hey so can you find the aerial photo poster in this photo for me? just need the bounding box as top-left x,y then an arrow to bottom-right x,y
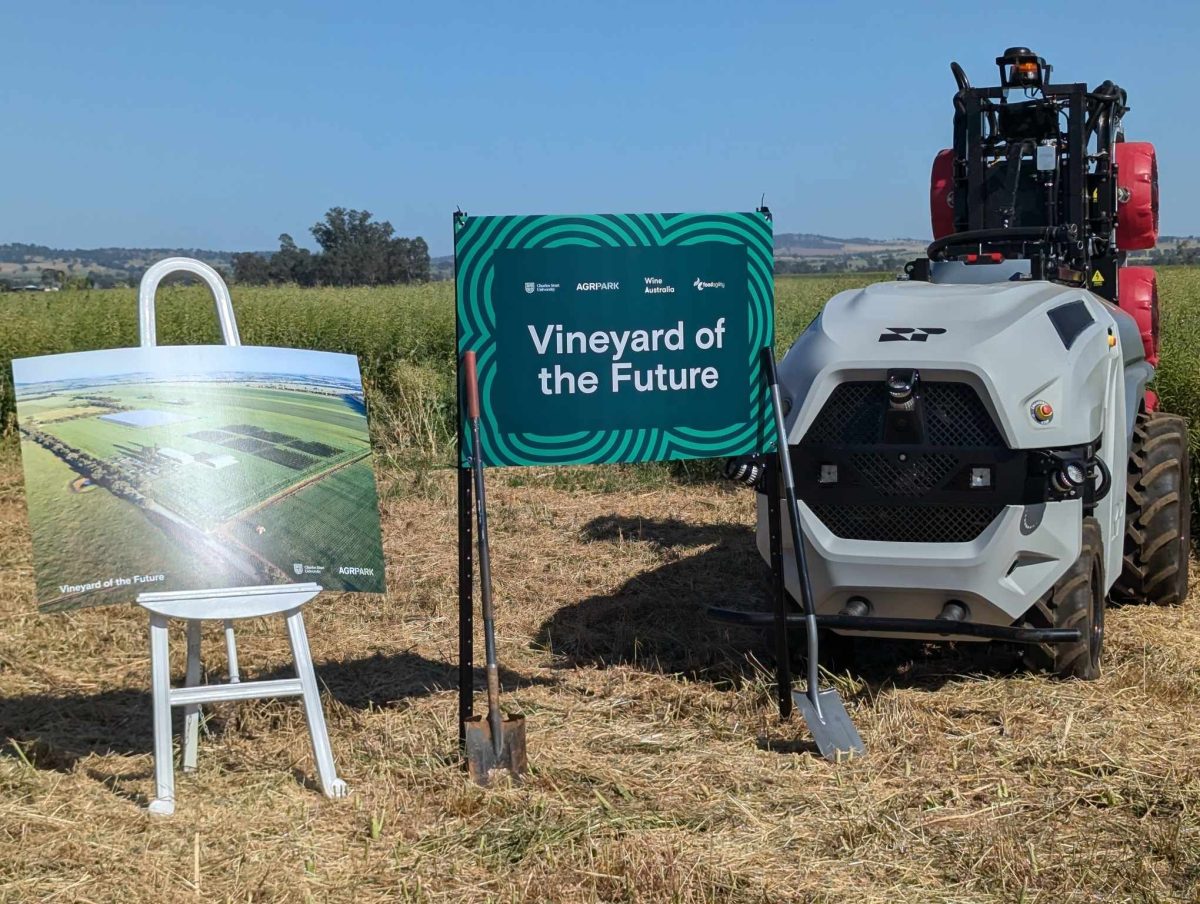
11,345 -> 387,611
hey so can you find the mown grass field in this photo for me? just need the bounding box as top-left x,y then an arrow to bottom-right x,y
1,273 -> 1199,901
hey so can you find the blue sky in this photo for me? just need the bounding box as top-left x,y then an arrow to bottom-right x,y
12,345 -> 361,385
4,1 -> 1197,255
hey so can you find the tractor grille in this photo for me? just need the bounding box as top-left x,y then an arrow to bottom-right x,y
849,451 -> 960,496
803,381 -> 1004,448
809,503 -> 1004,543
923,383 -> 1005,447
803,383 -> 888,444
801,378 -> 1007,542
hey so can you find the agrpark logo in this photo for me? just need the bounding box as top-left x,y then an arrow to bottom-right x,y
576,281 -> 620,291
693,278 -> 726,291
336,565 -> 376,576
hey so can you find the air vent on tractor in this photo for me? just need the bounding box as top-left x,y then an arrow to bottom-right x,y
809,503 -> 1003,543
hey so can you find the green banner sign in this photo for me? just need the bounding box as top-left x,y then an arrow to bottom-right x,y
455,212 -> 775,467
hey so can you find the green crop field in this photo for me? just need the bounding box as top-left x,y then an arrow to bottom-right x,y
227,464 -> 386,592
18,440 -> 201,607
3,270 -> 1199,500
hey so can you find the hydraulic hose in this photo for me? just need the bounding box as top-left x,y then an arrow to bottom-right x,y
927,225 -> 1075,260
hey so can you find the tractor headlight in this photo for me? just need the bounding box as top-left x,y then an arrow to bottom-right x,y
1050,460 -> 1087,495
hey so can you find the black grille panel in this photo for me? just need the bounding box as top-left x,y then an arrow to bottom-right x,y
922,383 -> 1005,447
803,380 -> 1004,448
803,383 -> 888,444
849,451 -> 960,496
799,378 -> 1009,543
809,503 -> 1003,543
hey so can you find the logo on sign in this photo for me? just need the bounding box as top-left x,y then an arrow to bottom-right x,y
693,278 -> 726,291
293,562 -> 303,575
577,281 -> 620,291
524,282 -> 536,294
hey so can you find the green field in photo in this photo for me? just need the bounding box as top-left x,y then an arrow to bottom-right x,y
19,440 -> 206,606
15,372 -> 383,608
228,461 -> 386,592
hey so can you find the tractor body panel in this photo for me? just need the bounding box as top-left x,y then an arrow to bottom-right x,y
758,279 -> 1150,635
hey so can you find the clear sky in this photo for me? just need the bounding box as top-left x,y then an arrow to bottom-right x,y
4,0 -> 1197,256
12,345 -> 361,385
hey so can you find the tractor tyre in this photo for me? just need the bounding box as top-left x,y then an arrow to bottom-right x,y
1023,518 -> 1105,680
1114,411 -> 1191,605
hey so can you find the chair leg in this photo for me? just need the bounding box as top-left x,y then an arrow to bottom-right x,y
148,614 -> 176,815
284,608 -> 348,799
224,620 -> 240,683
182,620 -> 202,773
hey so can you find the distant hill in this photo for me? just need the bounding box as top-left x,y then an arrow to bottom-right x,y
775,232 -> 925,253
0,243 -> 244,288
6,233 -> 1199,289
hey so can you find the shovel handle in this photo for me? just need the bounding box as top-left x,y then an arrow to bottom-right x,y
463,351 -> 481,420
762,347 -> 824,720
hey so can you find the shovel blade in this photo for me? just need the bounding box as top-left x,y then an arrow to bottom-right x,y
793,689 -> 865,762
464,714 -> 527,785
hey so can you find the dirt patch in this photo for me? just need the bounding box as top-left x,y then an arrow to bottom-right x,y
68,476 -> 96,494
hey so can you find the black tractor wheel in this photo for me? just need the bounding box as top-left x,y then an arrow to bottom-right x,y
1023,518 -> 1105,680
1113,411 -> 1191,605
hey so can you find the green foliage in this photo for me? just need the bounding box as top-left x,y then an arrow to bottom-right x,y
4,270 -> 1200,494
233,208 -> 431,287
1153,269 -> 1200,458
0,282 -> 455,444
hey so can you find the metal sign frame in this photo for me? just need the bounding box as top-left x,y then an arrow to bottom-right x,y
452,211 -> 776,745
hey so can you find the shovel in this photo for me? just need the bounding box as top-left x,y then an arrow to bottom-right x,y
762,347 -> 865,761
461,351 -> 528,785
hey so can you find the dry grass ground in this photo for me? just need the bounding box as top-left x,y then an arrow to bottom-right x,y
1,456 -> 1198,903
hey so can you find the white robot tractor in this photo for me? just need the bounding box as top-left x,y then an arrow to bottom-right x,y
722,48 -> 1189,686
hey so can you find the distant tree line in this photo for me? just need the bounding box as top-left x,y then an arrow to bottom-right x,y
20,425 -> 146,505
775,253 -> 913,275
232,208 -> 430,286
1143,241 -> 1200,266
